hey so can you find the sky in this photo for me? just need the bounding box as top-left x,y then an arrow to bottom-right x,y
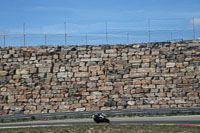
0,0 -> 200,45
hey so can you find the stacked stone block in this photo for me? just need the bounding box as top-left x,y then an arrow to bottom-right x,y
0,40 -> 200,114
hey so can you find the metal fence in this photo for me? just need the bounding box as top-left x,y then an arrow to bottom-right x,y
0,18 -> 200,46
0,29 -> 199,46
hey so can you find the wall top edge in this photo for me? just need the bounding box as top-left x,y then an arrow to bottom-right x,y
0,40 -> 199,49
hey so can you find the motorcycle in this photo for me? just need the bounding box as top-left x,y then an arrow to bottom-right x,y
92,113 -> 110,123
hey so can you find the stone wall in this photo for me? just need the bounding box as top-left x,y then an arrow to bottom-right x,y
0,40 -> 200,115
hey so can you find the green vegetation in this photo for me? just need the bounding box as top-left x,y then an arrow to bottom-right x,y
0,124 -> 200,133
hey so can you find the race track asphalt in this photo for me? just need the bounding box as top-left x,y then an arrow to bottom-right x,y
0,115 -> 200,128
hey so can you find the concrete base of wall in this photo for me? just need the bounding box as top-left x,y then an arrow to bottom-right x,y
1,107 -> 200,121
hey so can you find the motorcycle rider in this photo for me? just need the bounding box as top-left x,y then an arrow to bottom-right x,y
98,113 -> 106,119
92,113 -> 110,123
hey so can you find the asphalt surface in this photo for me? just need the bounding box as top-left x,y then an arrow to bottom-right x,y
0,115 -> 200,128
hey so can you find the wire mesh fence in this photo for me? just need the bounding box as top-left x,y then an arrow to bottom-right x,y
0,18 -> 200,46
0,29 -> 199,46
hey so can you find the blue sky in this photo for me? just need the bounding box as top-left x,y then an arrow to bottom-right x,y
0,0 -> 200,45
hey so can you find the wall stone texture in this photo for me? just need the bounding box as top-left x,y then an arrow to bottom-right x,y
0,40 -> 200,115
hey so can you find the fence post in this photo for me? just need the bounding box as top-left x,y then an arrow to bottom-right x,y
45,34 -> 47,45
23,23 -> 26,46
64,22 -> 67,45
85,34 -> 88,45
3,34 -> 6,46
192,17 -> 196,40
170,32 -> 173,40
148,19 -> 151,42
105,22 -> 108,44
